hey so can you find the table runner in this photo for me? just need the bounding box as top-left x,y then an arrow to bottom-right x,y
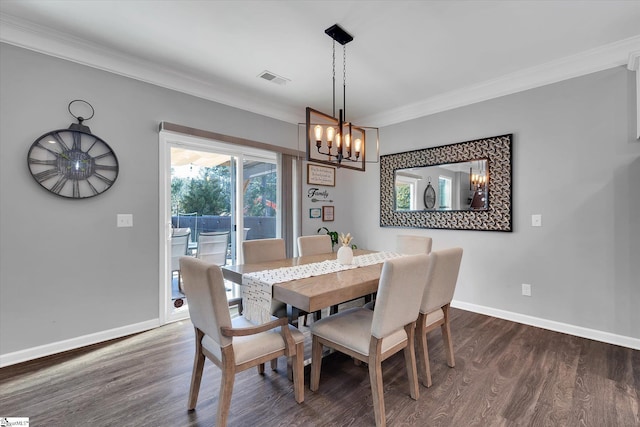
242,251 -> 403,324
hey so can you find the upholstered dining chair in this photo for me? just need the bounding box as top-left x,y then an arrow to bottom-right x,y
297,234 -> 332,256
197,231 -> 229,266
179,257 -> 304,427
296,235 -> 333,324
242,238 -> 288,318
362,234 -> 432,312
171,228 -> 191,291
310,254 -> 430,427
416,247 -> 463,388
242,238 -> 291,369
396,234 -> 432,255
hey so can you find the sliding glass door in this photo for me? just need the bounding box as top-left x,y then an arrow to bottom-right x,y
159,131 -> 279,323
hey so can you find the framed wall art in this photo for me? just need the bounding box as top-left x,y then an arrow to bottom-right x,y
307,163 -> 336,186
322,205 -> 335,222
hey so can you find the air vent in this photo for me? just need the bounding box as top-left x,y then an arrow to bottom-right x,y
258,70 -> 290,86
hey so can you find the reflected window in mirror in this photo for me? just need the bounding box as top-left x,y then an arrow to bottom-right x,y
395,172 -> 420,210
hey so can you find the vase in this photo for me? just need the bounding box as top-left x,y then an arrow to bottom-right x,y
337,245 -> 353,265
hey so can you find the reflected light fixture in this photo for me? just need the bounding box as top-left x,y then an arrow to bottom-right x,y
306,24 -> 377,172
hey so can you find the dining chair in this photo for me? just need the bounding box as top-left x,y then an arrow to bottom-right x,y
171,228 -> 191,291
242,238 -> 288,317
296,235 -> 333,325
363,234 -> 433,311
197,231 -> 229,266
297,234 -> 332,256
416,247 -> 463,387
396,234 -> 432,255
180,257 -> 304,427
310,254 -> 430,427
242,238 -> 291,369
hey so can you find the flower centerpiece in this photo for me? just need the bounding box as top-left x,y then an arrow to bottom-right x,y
337,232 -> 354,265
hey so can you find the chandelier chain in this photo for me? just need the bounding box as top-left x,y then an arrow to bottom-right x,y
332,39 -> 336,118
343,45 -> 347,120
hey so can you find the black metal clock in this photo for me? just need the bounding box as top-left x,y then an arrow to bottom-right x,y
423,178 -> 436,209
27,100 -> 119,199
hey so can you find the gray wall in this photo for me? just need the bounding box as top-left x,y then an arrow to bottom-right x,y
0,43 -> 297,356
348,66 -> 639,342
2,43 -> 638,362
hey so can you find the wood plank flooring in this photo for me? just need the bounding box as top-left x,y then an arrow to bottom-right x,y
1,308 -> 638,426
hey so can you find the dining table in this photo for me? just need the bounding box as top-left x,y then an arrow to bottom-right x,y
221,249 -> 393,324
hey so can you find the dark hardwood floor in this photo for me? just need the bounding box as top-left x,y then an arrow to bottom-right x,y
1,308 -> 638,426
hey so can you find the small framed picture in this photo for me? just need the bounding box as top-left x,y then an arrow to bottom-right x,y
322,205 -> 334,222
309,208 -> 322,219
307,163 -> 336,187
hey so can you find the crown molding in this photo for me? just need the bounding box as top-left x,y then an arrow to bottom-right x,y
2,13 -> 639,127
359,36 -> 640,127
0,13 -> 300,124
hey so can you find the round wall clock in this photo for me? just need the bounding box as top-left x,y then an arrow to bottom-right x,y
423,179 -> 436,209
27,101 -> 119,199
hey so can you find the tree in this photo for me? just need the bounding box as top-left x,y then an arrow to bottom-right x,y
244,171 -> 277,216
175,166 -> 231,215
395,183 -> 411,210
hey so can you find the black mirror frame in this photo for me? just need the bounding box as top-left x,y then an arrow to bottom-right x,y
380,134 -> 513,232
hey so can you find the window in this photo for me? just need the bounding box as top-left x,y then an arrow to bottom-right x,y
438,176 -> 452,210
395,176 -> 418,210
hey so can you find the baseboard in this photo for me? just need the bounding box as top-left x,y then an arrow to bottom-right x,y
451,300 -> 640,350
0,319 -> 161,368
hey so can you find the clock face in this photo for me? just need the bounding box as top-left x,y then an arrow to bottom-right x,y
424,183 -> 436,209
27,129 -> 119,199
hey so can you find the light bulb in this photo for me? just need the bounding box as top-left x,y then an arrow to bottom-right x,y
326,126 -> 335,142
355,138 -> 362,153
314,125 -> 323,142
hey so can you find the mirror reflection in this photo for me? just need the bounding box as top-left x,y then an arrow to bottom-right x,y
394,159 -> 488,211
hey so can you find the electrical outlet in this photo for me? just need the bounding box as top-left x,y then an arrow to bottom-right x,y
531,214 -> 542,227
117,214 -> 133,227
522,283 -> 532,296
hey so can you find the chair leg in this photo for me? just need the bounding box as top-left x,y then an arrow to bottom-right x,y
415,313 -> 433,388
310,336 -> 323,391
293,341 -> 305,403
217,348 -> 236,427
257,363 -> 265,374
441,304 -> 455,368
188,328 -> 206,410
403,323 -> 419,400
271,358 -> 278,370
368,337 -> 386,427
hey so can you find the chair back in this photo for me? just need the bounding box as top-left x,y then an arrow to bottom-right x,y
298,235 -> 332,256
171,228 -> 191,271
180,257 -> 233,349
397,234 -> 432,255
420,248 -> 463,315
371,254 -> 430,339
243,238 -> 286,263
198,231 -> 229,266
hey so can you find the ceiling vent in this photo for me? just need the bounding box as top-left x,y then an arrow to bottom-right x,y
258,70 -> 290,86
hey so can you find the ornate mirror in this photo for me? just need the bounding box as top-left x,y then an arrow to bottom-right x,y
380,134 -> 512,231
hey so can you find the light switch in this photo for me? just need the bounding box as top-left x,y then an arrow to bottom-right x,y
117,214 -> 133,227
531,214 -> 542,227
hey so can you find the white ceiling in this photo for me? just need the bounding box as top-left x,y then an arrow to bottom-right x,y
1,1 -> 639,126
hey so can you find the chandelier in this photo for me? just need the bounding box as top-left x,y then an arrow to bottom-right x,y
305,24 -> 377,172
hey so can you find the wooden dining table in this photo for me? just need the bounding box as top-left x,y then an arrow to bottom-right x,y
221,249 -> 382,322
